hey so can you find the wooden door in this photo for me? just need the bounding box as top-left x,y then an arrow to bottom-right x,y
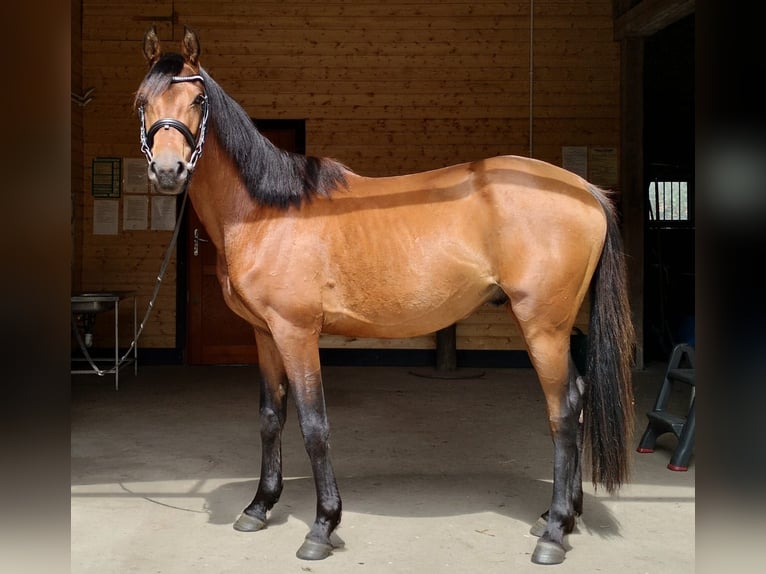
186,123 -> 303,364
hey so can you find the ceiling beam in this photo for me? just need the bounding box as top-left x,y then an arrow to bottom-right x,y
614,0 -> 695,39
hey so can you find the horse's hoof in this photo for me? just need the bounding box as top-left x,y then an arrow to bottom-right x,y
531,540 -> 566,565
232,512 -> 266,532
296,538 -> 333,560
529,516 -> 547,537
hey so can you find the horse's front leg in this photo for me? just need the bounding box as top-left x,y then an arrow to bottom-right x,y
234,331 -> 289,532
274,329 -> 341,560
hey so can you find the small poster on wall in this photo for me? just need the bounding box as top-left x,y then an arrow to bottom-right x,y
562,146 -> 588,180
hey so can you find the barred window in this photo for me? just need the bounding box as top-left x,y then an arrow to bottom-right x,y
648,179 -> 691,225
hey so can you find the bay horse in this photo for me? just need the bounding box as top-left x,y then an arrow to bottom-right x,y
135,26 -> 634,565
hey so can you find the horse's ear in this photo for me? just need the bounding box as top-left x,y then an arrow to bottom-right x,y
182,26 -> 201,67
143,26 -> 161,67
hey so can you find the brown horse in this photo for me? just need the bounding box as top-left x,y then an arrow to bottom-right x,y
135,26 -> 634,565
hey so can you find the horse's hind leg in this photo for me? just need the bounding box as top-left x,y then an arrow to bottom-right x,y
522,326 -> 584,565
529,354 -> 585,537
234,331 -> 289,532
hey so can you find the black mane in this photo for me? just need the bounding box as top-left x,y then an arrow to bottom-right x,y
136,53 -> 349,208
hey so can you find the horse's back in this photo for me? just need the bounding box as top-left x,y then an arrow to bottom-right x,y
338,154 -> 607,267
344,154 -> 603,218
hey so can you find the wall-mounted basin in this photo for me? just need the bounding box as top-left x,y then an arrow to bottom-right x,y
71,292 -> 122,314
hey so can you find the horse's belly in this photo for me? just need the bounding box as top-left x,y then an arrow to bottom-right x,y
321,313 -> 456,339
320,281 -> 501,339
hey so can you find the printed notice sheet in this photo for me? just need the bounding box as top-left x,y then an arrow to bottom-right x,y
123,195 -> 149,230
588,147 -> 619,188
93,199 -> 119,235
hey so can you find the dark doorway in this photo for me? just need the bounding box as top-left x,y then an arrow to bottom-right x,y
643,15 -> 695,360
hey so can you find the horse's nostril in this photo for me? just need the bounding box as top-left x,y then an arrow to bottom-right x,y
176,162 -> 186,176
149,161 -> 158,175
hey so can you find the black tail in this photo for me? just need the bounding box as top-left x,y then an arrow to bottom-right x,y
584,186 -> 635,493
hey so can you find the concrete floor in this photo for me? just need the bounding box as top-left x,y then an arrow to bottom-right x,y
71,362 -> 694,573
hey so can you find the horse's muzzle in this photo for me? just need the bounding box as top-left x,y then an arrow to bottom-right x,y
149,158 -> 189,194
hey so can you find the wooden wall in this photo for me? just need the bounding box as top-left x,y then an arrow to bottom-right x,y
75,0 -> 619,352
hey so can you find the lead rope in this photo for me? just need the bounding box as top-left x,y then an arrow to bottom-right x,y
71,185 -> 190,376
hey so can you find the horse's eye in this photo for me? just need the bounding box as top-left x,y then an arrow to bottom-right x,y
192,94 -> 205,107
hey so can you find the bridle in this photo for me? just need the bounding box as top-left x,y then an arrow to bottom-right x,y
137,74 -> 209,173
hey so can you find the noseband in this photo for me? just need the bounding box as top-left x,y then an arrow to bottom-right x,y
138,74 -> 209,172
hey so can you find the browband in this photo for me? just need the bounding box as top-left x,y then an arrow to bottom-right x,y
171,74 -> 205,83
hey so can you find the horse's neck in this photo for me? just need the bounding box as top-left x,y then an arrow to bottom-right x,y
189,131 -> 254,250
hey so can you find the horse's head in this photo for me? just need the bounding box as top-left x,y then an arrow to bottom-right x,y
135,26 -> 209,195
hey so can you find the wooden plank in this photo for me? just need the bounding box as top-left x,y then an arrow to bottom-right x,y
86,50 -> 530,69
177,16 -> 535,31
89,63 -> 531,82
181,2 -> 531,19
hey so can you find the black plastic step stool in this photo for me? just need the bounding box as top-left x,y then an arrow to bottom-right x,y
637,343 -> 695,471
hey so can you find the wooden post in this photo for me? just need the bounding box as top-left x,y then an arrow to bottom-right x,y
435,324 -> 457,371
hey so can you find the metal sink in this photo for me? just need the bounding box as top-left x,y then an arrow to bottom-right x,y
71,292 -> 122,314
